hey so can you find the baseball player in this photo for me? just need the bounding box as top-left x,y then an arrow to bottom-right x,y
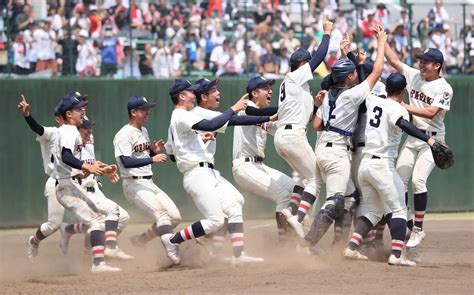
232,76 -> 299,240
191,77 -> 281,254
165,79 -> 265,265
54,93 -> 121,273
303,25 -> 387,248
384,46 -> 453,250
276,20 -> 333,238
343,73 -> 440,266
18,94 -> 88,261
59,116 -> 134,260
113,96 -> 182,265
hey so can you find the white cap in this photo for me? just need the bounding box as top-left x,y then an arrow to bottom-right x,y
89,4 -> 98,10
79,29 -> 89,38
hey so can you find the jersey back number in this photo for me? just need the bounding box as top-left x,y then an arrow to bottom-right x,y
369,106 -> 383,128
279,82 -> 286,102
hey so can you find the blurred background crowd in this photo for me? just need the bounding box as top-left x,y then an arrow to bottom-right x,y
0,0 -> 473,78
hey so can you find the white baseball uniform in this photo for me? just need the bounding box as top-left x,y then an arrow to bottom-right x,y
232,100 -> 295,212
113,124 -> 181,228
274,63 -> 321,197
80,137 -> 129,231
396,64 -> 453,194
358,96 -> 409,225
315,80 -> 371,205
191,106 -> 245,207
166,108 -> 242,234
36,126 -> 65,236
54,124 -> 104,232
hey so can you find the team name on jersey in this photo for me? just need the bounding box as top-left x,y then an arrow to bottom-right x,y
410,89 -> 433,105
83,159 -> 95,165
134,141 -> 151,153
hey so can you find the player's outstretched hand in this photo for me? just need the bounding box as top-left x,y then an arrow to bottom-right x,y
152,153 -> 167,164
18,94 -> 30,117
374,25 -> 387,44
201,132 -> 216,143
83,162 -> 106,176
356,48 -> 367,65
270,114 -> 278,122
231,95 -> 248,112
314,90 -> 327,108
152,139 -> 165,153
322,18 -> 334,35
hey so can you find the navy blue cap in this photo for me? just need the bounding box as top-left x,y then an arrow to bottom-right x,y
64,91 -> 88,101
127,96 -> 156,110
385,73 -> 407,94
331,58 -> 356,83
79,116 -> 96,128
246,76 -> 275,93
290,48 -> 311,67
194,78 -> 220,98
415,48 -> 444,64
57,93 -> 88,116
169,79 -> 200,96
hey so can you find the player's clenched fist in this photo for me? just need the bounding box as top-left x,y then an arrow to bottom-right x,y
17,94 -> 30,117
231,94 -> 248,112
374,25 -> 387,44
201,132 -> 216,143
82,162 -> 106,176
152,153 -> 167,163
323,18 -> 334,35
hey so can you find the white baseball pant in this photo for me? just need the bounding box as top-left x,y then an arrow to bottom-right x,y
122,178 -> 181,228
39,177 -> 66,236
232,160 -> 295,212
396,134 -> 444,194
274,126 -> 322,197
56,179 -> 105,232
357,156 -> 407,226
183,166 -> 243,234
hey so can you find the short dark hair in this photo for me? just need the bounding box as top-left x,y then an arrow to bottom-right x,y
171,93 -> 180,105
128,109 -> 132,118
387,88 -> 405,97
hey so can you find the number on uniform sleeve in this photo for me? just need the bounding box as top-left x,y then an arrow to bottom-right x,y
369,106 -> 383,128
279,82 -> 286,102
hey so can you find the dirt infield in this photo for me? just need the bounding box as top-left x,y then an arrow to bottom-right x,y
0,217 -> 473,294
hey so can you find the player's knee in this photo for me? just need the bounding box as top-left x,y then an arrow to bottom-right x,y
118,208 -> 130,231
321,193 -> 345,220
411,175 -> 427,194
89,216 -> 105,232
169,210 -> 182,228
40,221 -> 61,236
204,216 -> 226,233
391,207 -> 407,221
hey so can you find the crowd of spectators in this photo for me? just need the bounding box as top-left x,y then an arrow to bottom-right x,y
0,0 -> 473,78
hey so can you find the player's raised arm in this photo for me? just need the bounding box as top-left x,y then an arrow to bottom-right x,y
308,19 -> 333,72
18,94 -> 45,136
191,96 -> 247,131
384,40 -> 404,73
365,25 -> 387,89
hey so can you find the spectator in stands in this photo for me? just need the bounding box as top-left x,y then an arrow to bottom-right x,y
12,32 -> 31,75
221,48 -> 243,76
210,38 -> 231,76
170,43 -> 184,77
139,44 -> 154,77
34,20 -> 58,75
206,0 -> 223,18
130,0 -> 144,29
417,17 -> 430,48
122,46 -> 141,78
429,0 -> 449,27
89,5 -> 102,39
48,5 -> 64,38
59,27 -> 79,76
100,24 -> 118,77
360,9 -> 379,51
244,47 -> 261,77
259,41 -> 279,79
12,3 -> 34,34
143,3 -> 161,37
109,0 -> 128,30
279,47 -> 290,76
279,29 -> 300,53
185,32 -> 200,71
70,3 -> 91,32
76,29 -> 99,77
200,26 -> 217,70
153,40 -> 172,78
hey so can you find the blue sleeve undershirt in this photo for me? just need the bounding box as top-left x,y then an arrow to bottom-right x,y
309,34 -> 330,72
192,108 -> 235,131
120,155 -> 153,168
396,118 -> 430,142
61,147 -> 84,170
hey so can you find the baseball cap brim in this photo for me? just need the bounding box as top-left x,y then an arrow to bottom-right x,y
136,102 -> 156,109
414,53 -> 442,63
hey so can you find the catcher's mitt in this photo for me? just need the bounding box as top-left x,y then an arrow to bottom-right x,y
431,142 -> 454,170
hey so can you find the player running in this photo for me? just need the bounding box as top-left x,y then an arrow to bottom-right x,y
384,46 -> 453,251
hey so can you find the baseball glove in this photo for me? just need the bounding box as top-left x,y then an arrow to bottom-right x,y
431,142 -> 454,170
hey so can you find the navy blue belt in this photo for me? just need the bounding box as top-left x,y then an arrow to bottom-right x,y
326,125 -> 353,137
132,175 -> 152,179
326,142 -> 350,151
245,156 -> 264,162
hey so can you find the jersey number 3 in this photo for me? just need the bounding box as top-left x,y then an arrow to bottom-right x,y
279,82 -> 286,102
369,106 -> 383,128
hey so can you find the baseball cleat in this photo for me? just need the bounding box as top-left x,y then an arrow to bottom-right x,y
388,254 -> 416,267
104,247 -> 135,260
287,215 -> 305,239
91,262 -> 122,273
59,223 -> 72,254
281,208 -> 294,220
231,252 -> 264,266
130,235 -> 146,248
406,247 -> 421,264
160,233 -> 181,265
26,236 -> 38,262
406,226 -> 426,248
343,247 -> 368,261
